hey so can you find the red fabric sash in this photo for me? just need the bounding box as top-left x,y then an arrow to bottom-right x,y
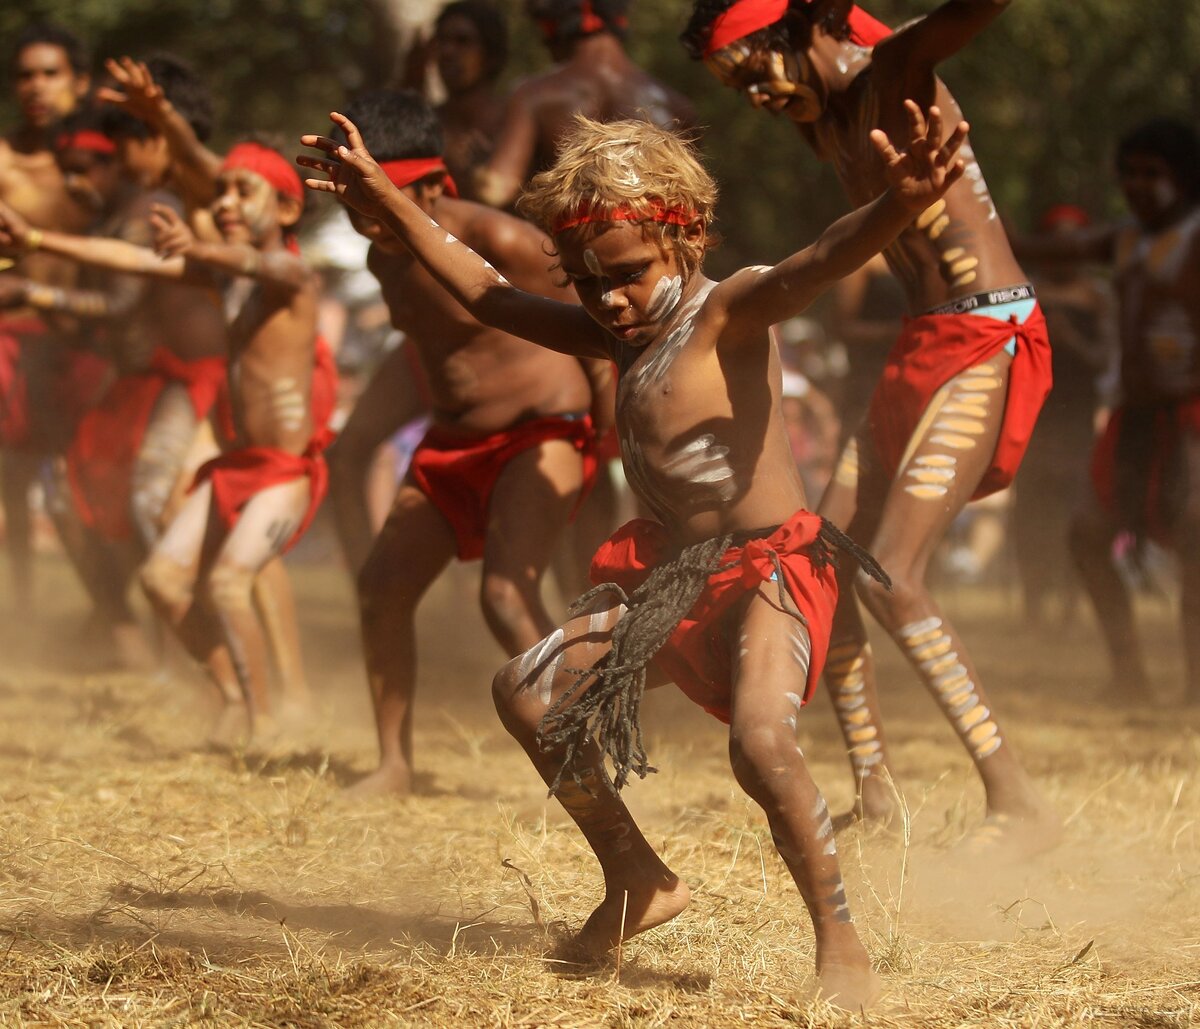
867,304 -> 1053,501
589,508 -> 838,722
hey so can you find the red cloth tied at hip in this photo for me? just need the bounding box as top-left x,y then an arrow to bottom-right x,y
866,304 -> 1052,501
192,442 -> 328,554
588,508 -> 839,723
1090,396 -> 1200,548
0,318 -> 109,451
410,414 -> 598,561
66,349 -> 227,541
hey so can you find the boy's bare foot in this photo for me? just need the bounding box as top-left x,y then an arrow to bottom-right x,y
343,763 -> 413,799
815,961 -> 882,1012
553,876 -> 691,965
832,777 -> 903,834
247,713 -> 283,750
960,800 -> 1062,862
208,702 -> 249,749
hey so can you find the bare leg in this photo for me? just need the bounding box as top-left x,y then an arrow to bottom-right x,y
824,356 -> 1057,848
551,463 -> 619,600
352,482 -> 457,796
1,451 -> 38,611
141,481 -> 245,742
492,595 -> 688,960
480,436 -> 585,652
329,345 -> 424,575
130,384 -> 199,548
202,478 -> 312,743
1178,433 -> 1200,705
728,587 -> 879,1011
253,558 -> 312,715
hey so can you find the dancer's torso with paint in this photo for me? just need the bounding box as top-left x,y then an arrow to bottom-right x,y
612,272 -> 808,543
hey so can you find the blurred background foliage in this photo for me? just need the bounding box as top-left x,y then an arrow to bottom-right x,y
2,0 -> 1198,280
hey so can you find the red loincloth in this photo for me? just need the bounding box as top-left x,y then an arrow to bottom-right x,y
589,508 -> 839,723
866,305 -> 1052,500
1090,397 -> 1200,547
66,348 -> 228,541
410,414 -> 598,561
192,441 -> 328,554
0,318 -> 109,451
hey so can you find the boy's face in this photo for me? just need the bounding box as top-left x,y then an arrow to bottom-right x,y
704,40 -> 824,123
557,222 -> 690,346
212,167 -> 279,244
1118,152 -> 1185,226
435,14 -> 490,94
14,43 -> 87,130
57,149 -> 120,212
343,182 -> 424,255
117,133 -> 170,188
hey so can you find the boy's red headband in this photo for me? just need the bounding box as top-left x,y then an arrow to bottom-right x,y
1040,203 -> 1090,231
221,142 -> 304,203
379,158 -> 459,197
703,0 -> 890,57
538,0 -> 627,42
553,199 -> 696,234
56,130 -> 117,155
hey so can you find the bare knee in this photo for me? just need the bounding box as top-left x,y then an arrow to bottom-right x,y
140,554 -> 193,611
205,562 -> 256,619
729,721 -> 800,800
480,571 -> 538,639
492,656 -> 536,736
855,562 -> 923,628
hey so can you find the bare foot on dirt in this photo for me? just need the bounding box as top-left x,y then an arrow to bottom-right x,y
832,777 -> 903,835
552,877 -> 691,966
815,961 -> 882,1012
343,763 -> 413,800
208,702 -> 249,749
247,713 -> 283,751
960,801 -> 1062,862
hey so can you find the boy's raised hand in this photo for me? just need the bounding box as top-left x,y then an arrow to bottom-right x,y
96,57 -> 169,127
149,203 -> 195,258
298,114 -> 397,223
872,100 -> 968,210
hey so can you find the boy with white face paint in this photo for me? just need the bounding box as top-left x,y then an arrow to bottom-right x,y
301,101 -> 965,1010
1018,119 -> 1200,706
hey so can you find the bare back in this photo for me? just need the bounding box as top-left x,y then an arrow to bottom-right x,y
808,49 -> 1024,311
370,198 -> 592,434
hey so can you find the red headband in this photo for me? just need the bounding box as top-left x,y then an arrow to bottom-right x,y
379,158 -> 459,197
538,0 -> 627,42
56,130 -> 117,155
1040,204 -> 1090,232
221,142 -> 304,204
703,0 -> 890,56
553,199 -> 696,234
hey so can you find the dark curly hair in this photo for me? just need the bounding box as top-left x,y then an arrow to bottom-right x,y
527,0 -> 630,45
436,1 -> 509,81
1117,119 -> 1200,202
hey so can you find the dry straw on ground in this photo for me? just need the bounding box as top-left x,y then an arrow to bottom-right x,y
0,559 -> 1197,1027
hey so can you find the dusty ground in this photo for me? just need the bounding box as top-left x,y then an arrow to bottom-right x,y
0,549 -> 1197,1027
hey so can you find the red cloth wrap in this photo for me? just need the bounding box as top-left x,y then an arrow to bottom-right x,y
379,158 -> 459,197
866,304 -> 1052,501
0,318 -> 109,451
221,142 -> 304,203
193,443 -> 327,554
410,415 -> 598,561
1090,397 -> 1200,547
66,349 -> 227,541
590,508 -> 838,723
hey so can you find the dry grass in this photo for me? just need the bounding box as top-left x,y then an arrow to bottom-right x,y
0,555 -> 1197,1027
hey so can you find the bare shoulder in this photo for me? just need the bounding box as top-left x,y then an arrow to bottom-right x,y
460,199 -> 547,262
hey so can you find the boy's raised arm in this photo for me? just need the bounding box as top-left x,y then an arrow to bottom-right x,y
884,0 -> 1012,74
719,102 -> 967,336
299,113 -> 601,359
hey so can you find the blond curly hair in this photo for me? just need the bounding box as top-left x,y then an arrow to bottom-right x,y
517,115 -> 718,272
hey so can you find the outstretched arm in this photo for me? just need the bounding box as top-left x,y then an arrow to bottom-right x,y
883,0 -> 1012,73
299,113 -> 604,358
718,102 -> 967,337
96,57 -> 224,208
